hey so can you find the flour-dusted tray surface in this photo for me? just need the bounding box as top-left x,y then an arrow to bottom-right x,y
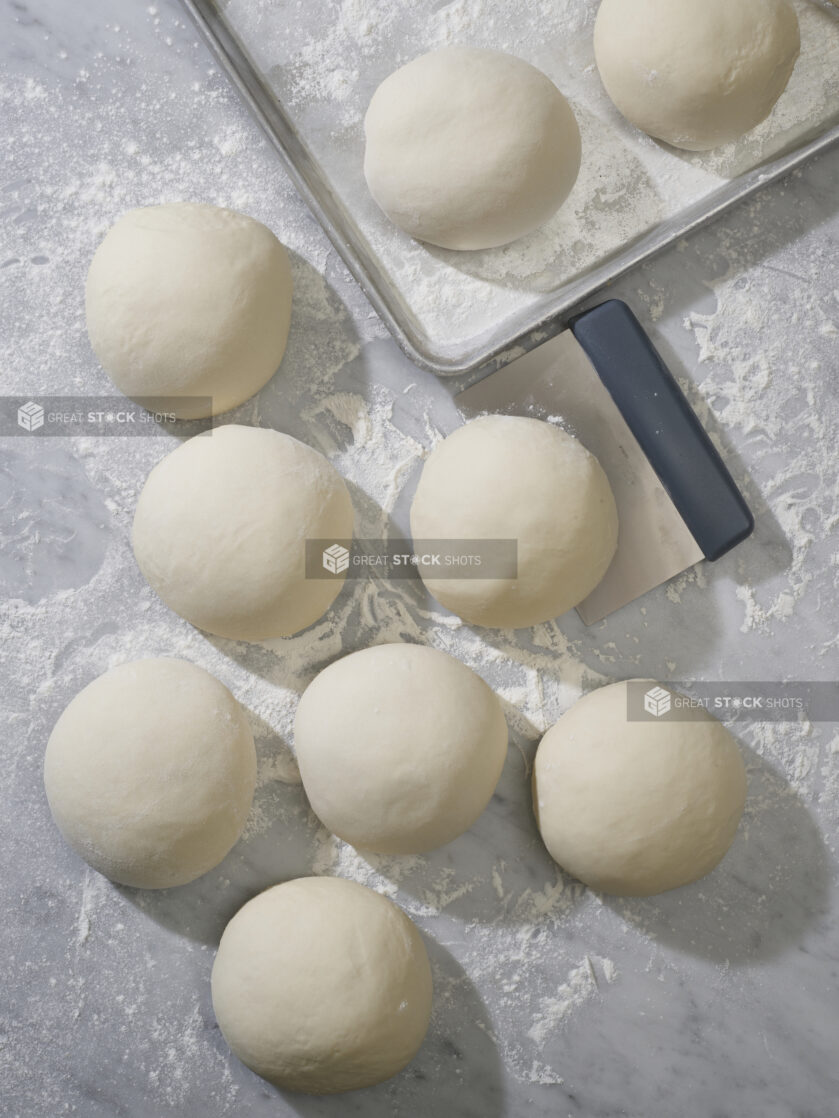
186,0 -> 839,373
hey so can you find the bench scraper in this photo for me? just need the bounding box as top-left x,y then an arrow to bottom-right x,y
455,300 -> 754,625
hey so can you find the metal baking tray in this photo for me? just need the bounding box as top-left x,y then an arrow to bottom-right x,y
181,0 -> 839,376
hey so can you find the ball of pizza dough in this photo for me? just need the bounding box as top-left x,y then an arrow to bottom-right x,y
409,415 -> 618,629
295,643 -> 505,849
294,643 -> 508,853
364,47 -> 581,250
532,679 -> 747,896
44,658 -> 256,889
86,203 -> 292,419
211,877 -> 432,1093
593,0 -> 800,151
132,424 -> 354,642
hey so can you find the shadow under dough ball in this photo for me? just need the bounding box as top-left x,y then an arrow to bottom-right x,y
132,424 -> 354,642
532,679 -> 747,896
85,202 -> 293,419
593,0 -> 800,151
409,414 -> 618,629
211,877 -> 433,1094
363,46 -> 581,250
43,658 -> 256,889
293,643 -> 509,853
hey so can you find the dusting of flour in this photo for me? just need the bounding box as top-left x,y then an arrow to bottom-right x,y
1,0 -> 838,1112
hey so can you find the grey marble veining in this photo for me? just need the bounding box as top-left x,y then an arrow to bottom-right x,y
2,2 -> 838,1117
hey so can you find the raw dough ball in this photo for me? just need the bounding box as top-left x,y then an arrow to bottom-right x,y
132,424 -> 354,642
593,0 -> 800,151
532,679 -> 747,896
44,658 -> 256,889
363,47 -> 582,250
211,877 -> 432,1093
409,415 -> 618,629
86,203 -> 293,419
294,644 -> 508,853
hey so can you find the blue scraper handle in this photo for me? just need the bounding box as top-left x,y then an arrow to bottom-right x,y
570,300 -> 754,561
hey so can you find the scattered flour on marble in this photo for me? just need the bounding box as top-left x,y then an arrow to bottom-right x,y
74,868 -> 109,949
2,0 -> 837,1106
676,218 -> 839,637
528,955 -> 618,1047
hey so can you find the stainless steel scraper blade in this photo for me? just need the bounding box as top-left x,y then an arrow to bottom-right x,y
455,329 -> 704,624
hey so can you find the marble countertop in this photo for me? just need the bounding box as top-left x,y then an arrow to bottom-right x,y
2,2 -> 838,1116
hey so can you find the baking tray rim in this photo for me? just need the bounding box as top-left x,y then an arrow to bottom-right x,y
181,0 -> 839,378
